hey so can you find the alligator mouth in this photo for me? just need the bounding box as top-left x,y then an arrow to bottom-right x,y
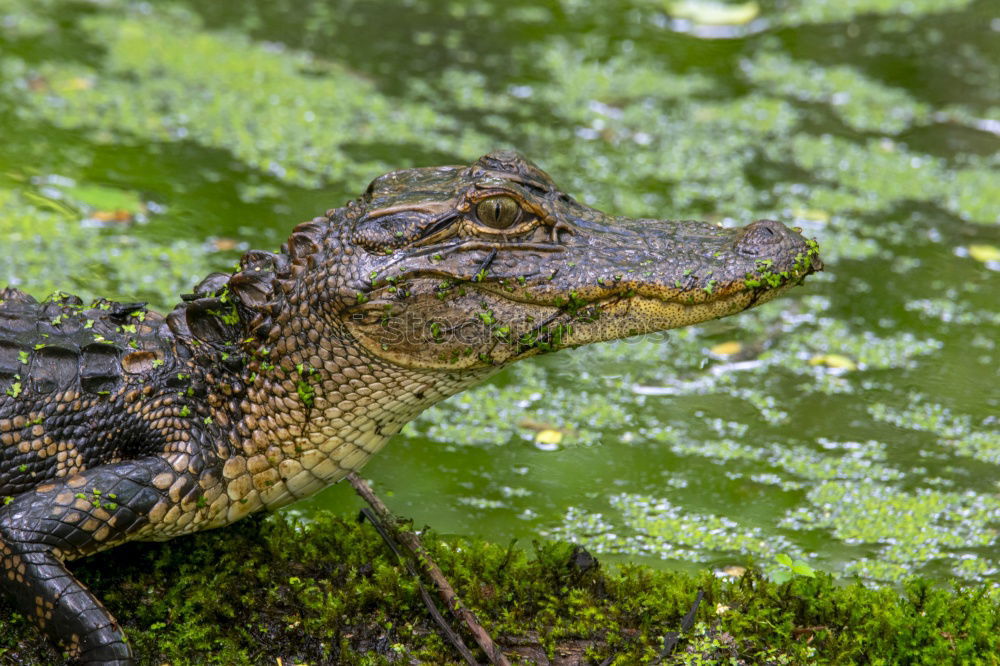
475,249 -> 820,310
507,283 -> 799,354
480,246 -> 822,357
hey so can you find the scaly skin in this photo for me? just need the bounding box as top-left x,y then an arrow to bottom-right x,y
0,151 -> 821,664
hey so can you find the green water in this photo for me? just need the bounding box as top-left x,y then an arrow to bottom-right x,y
0,0 -> 997,584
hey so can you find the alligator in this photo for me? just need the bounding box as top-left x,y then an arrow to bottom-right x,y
0,150 -> 821,664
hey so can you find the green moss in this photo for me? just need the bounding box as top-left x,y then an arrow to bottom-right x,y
2,513 -> 999,664
296,380 -> 316,408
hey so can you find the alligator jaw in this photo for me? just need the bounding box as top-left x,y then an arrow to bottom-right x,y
342,208 -> 821,370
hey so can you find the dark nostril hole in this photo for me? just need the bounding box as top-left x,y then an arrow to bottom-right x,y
735,219 -> 789,256
750,220 -> 786,242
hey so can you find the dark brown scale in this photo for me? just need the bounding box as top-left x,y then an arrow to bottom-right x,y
0,292 -> 178,401
0,293 -> 193,499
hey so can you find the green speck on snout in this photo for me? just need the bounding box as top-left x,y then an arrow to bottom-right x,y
297,380 -> 315,407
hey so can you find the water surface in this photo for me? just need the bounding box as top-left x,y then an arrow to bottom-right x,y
1,0 -> 997,583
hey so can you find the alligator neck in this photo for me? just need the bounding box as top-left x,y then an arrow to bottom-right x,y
168,218 -> 490,517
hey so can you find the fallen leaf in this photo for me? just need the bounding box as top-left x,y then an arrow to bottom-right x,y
91,209 -> 134,224
27,75 -> 49,92
710,341 -> 742,356
212,238 -> 240,251
518,418 -> 554,432
65,76 -> 94,91
968,244 -> 1000,263
809,354 -> 857,370
535,429 -> 564,447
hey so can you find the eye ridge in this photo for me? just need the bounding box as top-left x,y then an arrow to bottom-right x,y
475,195 -> 522,229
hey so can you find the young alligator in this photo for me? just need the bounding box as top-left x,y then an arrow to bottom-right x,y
0,151 -> 821,664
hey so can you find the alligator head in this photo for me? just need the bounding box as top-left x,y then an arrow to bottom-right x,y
330,150 -> 821,371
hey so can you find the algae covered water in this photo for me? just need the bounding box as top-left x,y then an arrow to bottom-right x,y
1,0 -> 997,584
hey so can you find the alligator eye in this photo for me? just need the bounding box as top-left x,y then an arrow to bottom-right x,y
475,196 -> 521,229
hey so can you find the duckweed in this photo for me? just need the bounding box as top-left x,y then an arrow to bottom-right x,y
771,0 -> 976,25
744,52 -> 932,134
1,0 -> 998,603
0,187 -> 214,309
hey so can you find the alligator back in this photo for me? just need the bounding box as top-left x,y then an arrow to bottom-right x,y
0,287 -> 188,497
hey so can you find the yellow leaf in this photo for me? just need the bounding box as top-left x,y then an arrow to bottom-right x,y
66,76 -> 94,91
809,354 -> 857,370
535,429 -> 563,446
212,237 -> 239,251
710,341 -> 742,356
968,244 -> 1000,262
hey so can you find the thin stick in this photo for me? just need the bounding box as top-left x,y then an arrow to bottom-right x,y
358,507 -> 478,665
347,472 -> 511,666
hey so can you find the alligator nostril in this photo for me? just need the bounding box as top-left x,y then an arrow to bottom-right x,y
735,219 -> 791,256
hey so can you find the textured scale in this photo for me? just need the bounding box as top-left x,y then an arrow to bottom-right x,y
0,152 -> 821,664
0,290 -> 192,494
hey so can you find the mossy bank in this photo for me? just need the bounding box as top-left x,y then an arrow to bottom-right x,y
1,512 -> 998,665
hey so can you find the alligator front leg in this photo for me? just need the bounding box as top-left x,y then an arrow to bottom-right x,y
0,455 -> 196,665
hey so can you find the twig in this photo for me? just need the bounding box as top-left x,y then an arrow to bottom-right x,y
358,507 -> 479,665
656,588 -> 704,662
791,625 -> 828,637
347,472 -> 511,666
